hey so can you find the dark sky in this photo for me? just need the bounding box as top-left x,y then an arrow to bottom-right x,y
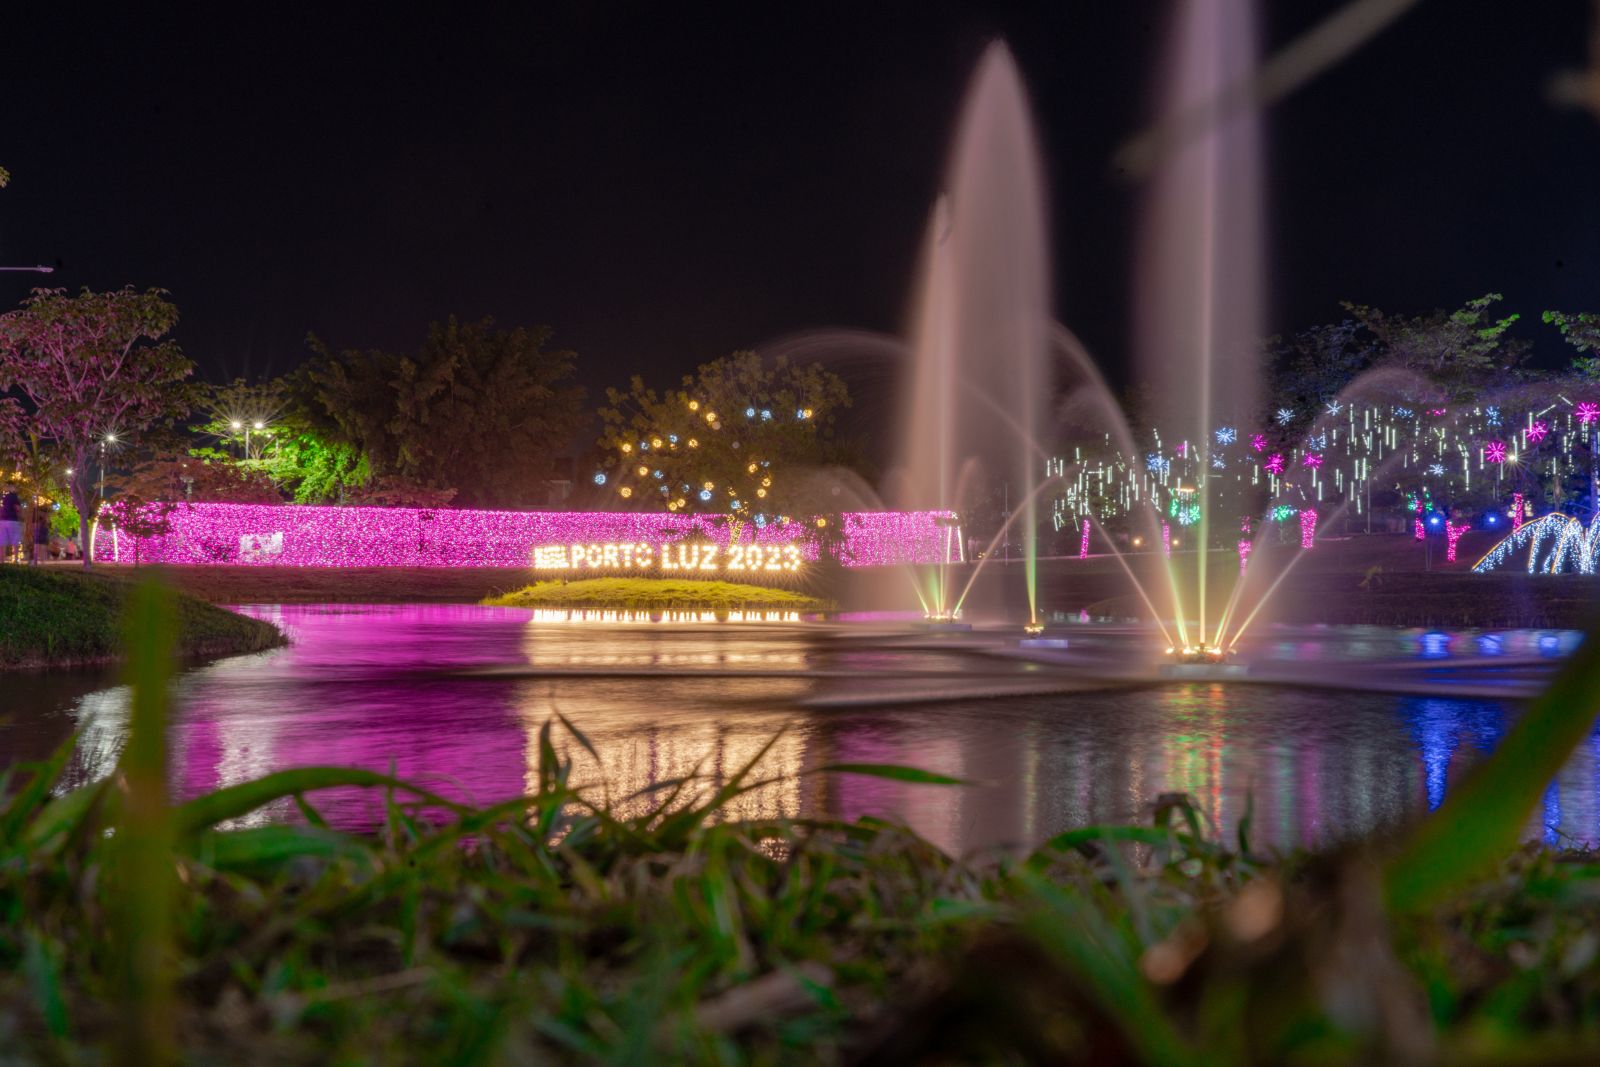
4,1 -> 1599,401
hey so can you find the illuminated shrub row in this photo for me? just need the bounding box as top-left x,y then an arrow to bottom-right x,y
92,503 -> 957,569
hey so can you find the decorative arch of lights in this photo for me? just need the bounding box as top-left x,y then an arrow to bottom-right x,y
1471,513 -> 1600,575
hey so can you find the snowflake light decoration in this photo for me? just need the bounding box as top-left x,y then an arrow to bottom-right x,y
1302,453 -> 1324,469
1274,408 -> 1295,426
1325,400 -> 1344,416
1577,402 -> 1600,425
1307,432 -> 1327,450
1249,433 -> 1267,452
1146,453 -> 1169,475
1211,455 -> 1226,470
1526,420 -> 1549,444
1393,406 -> 1414,419
1214,426 -> 1237,445
1427,463 -> 1445,476
1265,453 -> 1286,474
1485,405 -> 1502,425
1484,441 -> 1507,464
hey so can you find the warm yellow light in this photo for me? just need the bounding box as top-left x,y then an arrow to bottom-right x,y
703,481 -> 714,491
756,488 -> 767,498
1132,536 -> 1144,547
688,400 -> 700,411
747,462 -> 758,474
705,412 -> 716,423
688,438 -> 699,448
619,487 -> 633,498
651,438 -> 663,449
815,516 -> 827,528
621,443 -> 633,453
637,465 -> 649,477
761,476 -> 771,487
802,408 -> 813,418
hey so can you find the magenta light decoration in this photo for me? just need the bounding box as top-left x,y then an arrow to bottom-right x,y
1512,492 -> 1524,533
1444,519 -> 1470,563
1298,508 -> 1318,549
92,503 -> 958,569
1078,518 -> 1090,559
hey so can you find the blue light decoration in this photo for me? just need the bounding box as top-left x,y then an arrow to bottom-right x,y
668,434 -> 679,444
1486,405 -> 1502,425
593,472 -> 607,485
699,489 -> 713,501
1419,631 -> 1451,659
1274,407 -> 1295,426
1325,399 -> 1344,416
1145,453 -> 1169,474
1210,455 -> 1226,469
1214,426 -> 1237,445
1393,406 -> 1414,419
761,409 -> 773,421
1427,463 -> 1445,476
745,407 -> 756,418
653,470 -> 664,479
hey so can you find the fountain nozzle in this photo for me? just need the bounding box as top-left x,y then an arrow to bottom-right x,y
1167,644 -> 1226,665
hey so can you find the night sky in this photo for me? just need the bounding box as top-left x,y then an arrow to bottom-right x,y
4,1 -> 1598,403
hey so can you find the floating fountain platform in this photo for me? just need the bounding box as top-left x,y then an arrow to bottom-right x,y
917,616 -> 972,632
1158,644 -> 1247,680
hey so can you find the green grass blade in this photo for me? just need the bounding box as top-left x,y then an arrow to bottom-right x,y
171,767 -> 469,835
810,763 -> 965,785
1386,625 -> 1600,912
112,575 -> 177,1066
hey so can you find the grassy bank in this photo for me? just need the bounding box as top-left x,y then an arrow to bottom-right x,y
0,566 -> 283,670
5,726 -> 1600,1064
485,576 -> 831,613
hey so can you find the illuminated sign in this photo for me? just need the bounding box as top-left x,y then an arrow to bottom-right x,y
531,541 -> 803,573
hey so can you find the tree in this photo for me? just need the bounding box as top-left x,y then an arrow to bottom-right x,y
0,288 -> 193,564
1544,310 -> 1600,511
1343,293 -> 1527,400
596,351 -> 854,517
297,316 -> 585,507
1265,320 -> 1374,427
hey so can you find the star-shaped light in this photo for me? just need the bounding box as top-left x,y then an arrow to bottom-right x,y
1265,453 -> 1286,474
1275,408 -> 1295,426
1485,405 -> 1502,425
1215,426 -> 1237,445
1427,463 -> 1445,476
1325,400 -> 1344,416
1577,402 -> 1599,425
1249,433 -> 1267,452
1484,441 -> 1507,463
1526,420 -> 1549,444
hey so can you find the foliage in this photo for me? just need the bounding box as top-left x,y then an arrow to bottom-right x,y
1544,309 -> 1600,378
1264,320 -> 1374,422
296,316 -> 585,507
1342,293 -> 1527,400
485,577 -> 830,611
0,566 -> 281,668
0,288 -> 194,562
597,352 -> 854,517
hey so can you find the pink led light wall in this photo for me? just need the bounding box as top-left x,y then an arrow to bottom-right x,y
93,503 -> 958,569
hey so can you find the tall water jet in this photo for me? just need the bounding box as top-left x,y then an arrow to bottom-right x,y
897,42 -> 1052,624
1136,0 -> 1265,651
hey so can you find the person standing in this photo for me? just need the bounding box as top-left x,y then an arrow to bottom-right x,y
0,486 -> 22,564
31,505 -> 51,565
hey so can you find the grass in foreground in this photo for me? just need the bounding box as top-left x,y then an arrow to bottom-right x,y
0,565 -> 283,669
485,576 -> 831,613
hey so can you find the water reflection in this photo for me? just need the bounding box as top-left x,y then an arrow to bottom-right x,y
1,604 -> 1596,853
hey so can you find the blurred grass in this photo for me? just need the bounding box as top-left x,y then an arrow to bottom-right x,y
3,576 -> 1600,1063
0,565 -> 283,669
485,577 -> 831,612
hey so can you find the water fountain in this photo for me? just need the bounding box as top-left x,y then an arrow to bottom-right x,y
895,42 -> 1051,631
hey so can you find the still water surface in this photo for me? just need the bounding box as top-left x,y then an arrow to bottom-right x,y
2,604 -> 1592,854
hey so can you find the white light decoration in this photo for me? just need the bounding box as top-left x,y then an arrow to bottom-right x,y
1473,512 -> 1600,574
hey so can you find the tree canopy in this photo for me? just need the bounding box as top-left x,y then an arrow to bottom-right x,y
1343,293 -> 1527,400
0,287 -> 193,561
596,351 -> 853,517
294,316 -> 586,508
